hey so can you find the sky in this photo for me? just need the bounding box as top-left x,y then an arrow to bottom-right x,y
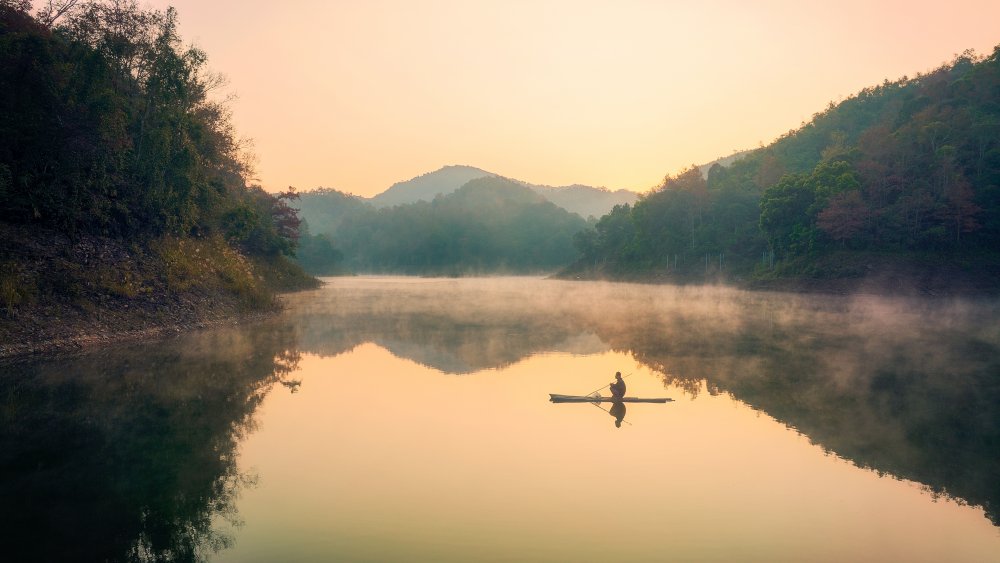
127,0 -> 1000,197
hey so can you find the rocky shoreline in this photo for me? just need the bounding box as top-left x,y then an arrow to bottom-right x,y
0,293 -> 277,362
0,311 -> 274,362
0,222 -> 313,362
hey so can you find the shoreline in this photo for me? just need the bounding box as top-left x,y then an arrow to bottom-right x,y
555,273 -> 1000,298
0,310 -> 276,364
0,222 -> 317,363
7,266 -> 997,363
555,252 -> 1000,298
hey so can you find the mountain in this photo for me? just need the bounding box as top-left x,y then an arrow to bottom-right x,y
292,168 -> 638,274
369,165 -> 495,208
306,176 -> 590,274
291,188 -> 369,234
524,183 -> 638,220
365,165 -> 639,218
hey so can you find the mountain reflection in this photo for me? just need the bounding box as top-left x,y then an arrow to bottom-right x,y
283,278 -> 609,373
289,278 -> 1000,525
4,274 -> 996,563
0,323 -> 300,563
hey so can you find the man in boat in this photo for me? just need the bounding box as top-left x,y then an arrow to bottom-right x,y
609,372 -> 626,400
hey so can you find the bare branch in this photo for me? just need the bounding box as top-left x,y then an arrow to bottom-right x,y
37,0 -> 82,27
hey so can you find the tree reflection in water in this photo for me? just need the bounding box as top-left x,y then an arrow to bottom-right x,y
610,293 -> 1000,527
3,277 -> 997,563
0,322 -> 300,562
286,279 -> 1000,526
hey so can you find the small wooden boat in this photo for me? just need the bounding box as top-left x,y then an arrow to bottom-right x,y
549,394 -> 673,403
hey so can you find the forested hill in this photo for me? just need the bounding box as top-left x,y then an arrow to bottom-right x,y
295,177 -> 589,275
565,46 -> 1000,293
370,165 -> 495,208
359,164 -> 638,218
0,3 -> 314,355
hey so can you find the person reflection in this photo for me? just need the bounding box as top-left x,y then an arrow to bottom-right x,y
609,401 -> 627,428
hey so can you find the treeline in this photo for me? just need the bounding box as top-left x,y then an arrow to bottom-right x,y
568,47 -> 1000,283
0,2 -> 303,261
0,1 -> 313,312
296,177 -> 589,275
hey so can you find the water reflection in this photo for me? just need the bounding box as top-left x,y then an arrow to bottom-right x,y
3,276 -> 998,562
285,277 -> 1000,526
608,401 -> 626,428
0,323 -> 300,562
284,277 -> 608,373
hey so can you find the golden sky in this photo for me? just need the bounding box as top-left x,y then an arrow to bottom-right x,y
140,0 -> 1000,197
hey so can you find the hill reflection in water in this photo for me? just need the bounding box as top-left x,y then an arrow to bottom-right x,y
285,276 -> 1000,526
0,325 -> 301,562
3,276 -> 997,562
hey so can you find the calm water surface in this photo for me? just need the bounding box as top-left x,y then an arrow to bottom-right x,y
2,277 -> 999,562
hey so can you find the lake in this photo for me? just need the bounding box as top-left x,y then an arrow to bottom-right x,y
2,276 -> 999,562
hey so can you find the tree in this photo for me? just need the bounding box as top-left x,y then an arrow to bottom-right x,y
759,173 -> 816,255
940,177 -> 981,244
817,190 -> 868,244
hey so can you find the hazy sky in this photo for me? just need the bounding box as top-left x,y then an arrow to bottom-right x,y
132,0 -> 1000,197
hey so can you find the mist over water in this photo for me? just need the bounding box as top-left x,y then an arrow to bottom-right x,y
285,277 -> 1000,527
3,276 -> 999,561
286,276 -> 1000,390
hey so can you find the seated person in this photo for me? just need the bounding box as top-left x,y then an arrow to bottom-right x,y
609,371 -> 626,399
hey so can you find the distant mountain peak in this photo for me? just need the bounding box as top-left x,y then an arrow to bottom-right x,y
370,165 -> 496,208
368,165 -> 639,218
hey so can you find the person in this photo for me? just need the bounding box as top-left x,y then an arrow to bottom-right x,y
609,371 -> 626,399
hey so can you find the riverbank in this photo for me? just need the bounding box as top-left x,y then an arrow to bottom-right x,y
0,222 -> 318,361
557,250 -> 1000,297
0,305 -> 274,361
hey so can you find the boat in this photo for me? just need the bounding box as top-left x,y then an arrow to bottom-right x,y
549,394 -> 673,403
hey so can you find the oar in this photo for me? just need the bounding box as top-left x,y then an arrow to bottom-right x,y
583,371 -> 633,397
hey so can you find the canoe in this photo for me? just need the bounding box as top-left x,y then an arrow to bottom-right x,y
549,394 -> 673,403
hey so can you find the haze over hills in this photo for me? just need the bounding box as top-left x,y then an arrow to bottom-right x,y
526,183 -> 639,220
291,164 -> 641,274
696,149 -> 755,179
293,176 -> 590,275
370,165 -> 496,208
366,165 -> 639,219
